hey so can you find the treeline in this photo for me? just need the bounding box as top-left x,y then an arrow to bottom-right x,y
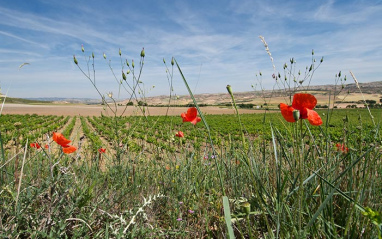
118,101 -> 259,108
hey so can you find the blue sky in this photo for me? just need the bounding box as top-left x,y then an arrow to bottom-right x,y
0,0 -> 381,99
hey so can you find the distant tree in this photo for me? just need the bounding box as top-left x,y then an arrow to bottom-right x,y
365,100 -> 376,104
138,101 -> 147,106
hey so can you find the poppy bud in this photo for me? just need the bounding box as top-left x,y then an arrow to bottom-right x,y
126,69 -> 130,74
126,59 -> 129,67
226,85 -> 233,96
92,52 -> 94,58
171,57 -> 174,66
338,71 -> 341,77
241,201 -> 251,215
119,48 -> 121,56
73,55 -> 78,65
81,44 -> 84,52
140,47 -> 145,58
103,53 -> 106,59
283,63 -> 287,69
163,58 -> 166,64
132,59 -> 135,68
293,110 -> 300,121
122,71 -> 126,81
320,57 -> 324,63
312,49 -> 314,55
309,64 -> 313,72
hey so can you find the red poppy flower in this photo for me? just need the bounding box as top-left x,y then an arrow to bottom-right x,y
45,145 -> 49,149
336,143 -> 349,153
280,93 -> 322,126
53,132 -> 72,147
181,107 -> 201,125
30,143 -> 41,149
175,131 -> 184,138
53,132 -> 77,154
98,148 -> 106,154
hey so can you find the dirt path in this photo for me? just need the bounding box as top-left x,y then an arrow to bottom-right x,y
2,104 -> 267,116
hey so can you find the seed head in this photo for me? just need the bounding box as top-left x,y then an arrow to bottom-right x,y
293,110 -> 300,121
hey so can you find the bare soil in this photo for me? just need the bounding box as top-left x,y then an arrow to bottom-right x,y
2,104 -> 265,116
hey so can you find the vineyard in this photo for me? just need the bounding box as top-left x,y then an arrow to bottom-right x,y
1,109 -> 378,158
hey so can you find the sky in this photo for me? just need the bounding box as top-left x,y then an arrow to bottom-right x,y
0,0 -> 381,100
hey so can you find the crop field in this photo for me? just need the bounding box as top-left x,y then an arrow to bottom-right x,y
1,107 -> 381,238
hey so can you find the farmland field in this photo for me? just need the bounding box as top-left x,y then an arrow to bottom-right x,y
1,105 -> 381,238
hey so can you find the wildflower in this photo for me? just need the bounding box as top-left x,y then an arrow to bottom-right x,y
53,132 -> 77,154
30,143 -> 41,149
188,210 -> 194,214
98,148 -> 106,154
176,218 -> 182,221
336,143 -> 349,153
45,144 -> 49,149
280,93 -> 323,126
181,107 -> 201,125
165,165 -> 170,170
179,201 -> 183,205
175,131 -> 184,138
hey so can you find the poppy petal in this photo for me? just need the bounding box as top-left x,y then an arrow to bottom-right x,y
306,109 -> 323,126
62,145 -> 77,154
181,113 -> 188,122
280,103 -> 296,122
292,93 -> 317,111
53,132 -> 71,147
187,107 -> 197,118
190,117 -> 201,125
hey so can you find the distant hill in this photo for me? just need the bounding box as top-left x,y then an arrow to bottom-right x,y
0,97 -> 52,104
8,81 -> 382,106
23,97 -> 103,104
